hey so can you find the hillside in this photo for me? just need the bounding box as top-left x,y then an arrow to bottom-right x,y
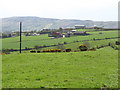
2,30 -> 118,50
1,16 -> 118,32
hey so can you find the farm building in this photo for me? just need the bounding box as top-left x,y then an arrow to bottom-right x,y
71,30 -> 77,32
73,31 -> 88,35
48,32 -> 63,38
48,32 -> 72,38
75,25 -> 86,29
32,33 -> 40,36
65,33 -> 72,37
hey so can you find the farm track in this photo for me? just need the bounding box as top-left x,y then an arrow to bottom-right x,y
4,36 -> 120,52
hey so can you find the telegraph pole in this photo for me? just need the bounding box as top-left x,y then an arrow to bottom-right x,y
20,22 -> 22,53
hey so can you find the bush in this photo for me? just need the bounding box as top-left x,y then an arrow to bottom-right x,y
30,50 -> 36,53
65,48 -> 71,52
64,42 -> 67,44
79,45 -> 88,51
43,45 -> 47,47
2,49 -> 10,54
99,32 -> 102,34
34,45 -> 40,49
93,38 -> 96,41
115,41 -> 120,45
108,42 -> 111,46
96,46 -> 100,49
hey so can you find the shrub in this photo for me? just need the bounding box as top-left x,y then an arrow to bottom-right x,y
34,45 -> 40,49
99,32 -> 102,34
64,42 -> 67,44
88,47 -> 96,51
43,45 -> 47,47
37,51 -> 41,53
79,45 -> 88,51
93,38 -> 96,41
115,41 -> 120,45
108,42 -> 111,46
65,48 -> 71,52
30,50 -> 36,53
96,46 -> 100,49
2,49 -> 10,54
25,47 -> 28,49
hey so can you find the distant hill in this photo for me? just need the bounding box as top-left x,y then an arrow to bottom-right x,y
1,16 -> 118,32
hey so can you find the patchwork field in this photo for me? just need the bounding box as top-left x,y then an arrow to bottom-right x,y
2,30 -> 118,50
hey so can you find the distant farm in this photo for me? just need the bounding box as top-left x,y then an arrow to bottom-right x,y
1,27 -> 119,88
2,28 -> 119,52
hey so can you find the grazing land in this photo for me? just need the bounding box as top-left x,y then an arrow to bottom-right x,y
2,30 -> 118,50
1,29 -> 119,88
2,47 -> 118,88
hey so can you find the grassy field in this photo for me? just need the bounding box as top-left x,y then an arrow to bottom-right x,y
76,29 -> 96,32
40,38 -> 118,51
1,29 -> 119,88
0,54 -> 1,89
2,30 -> 118,49
2,47 -> 118,88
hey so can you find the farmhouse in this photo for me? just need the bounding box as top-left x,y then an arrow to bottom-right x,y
65,33 -> 71,37
32,33 -> 40,36
48,32 -> 63,38
75,25 -> 86,29
71,30 -> 77,32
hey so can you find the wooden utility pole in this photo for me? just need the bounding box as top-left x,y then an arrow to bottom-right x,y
20,22 -> 22,53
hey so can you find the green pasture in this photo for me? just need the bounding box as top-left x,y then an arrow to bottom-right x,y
76,29 -> 96,32
2,30 -> 118,49
76,29 -> 118,32
2,30 -> 119,88
0,55 -> 1,89
39,38 -> 118,51
63,38 -> 118,51
2,47 -> 118,88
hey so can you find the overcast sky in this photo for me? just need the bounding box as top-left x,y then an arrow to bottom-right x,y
0,0 -> 119,21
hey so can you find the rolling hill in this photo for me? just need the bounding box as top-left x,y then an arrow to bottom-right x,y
1,16 -> 118,32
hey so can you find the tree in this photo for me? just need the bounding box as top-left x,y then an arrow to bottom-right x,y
59,27 -> 63,33
2,33 -> 8,38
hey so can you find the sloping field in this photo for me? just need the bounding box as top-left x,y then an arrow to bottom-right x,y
2,31 -> 118,49
2,47 -> 118,88
43,38 -> 118,51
